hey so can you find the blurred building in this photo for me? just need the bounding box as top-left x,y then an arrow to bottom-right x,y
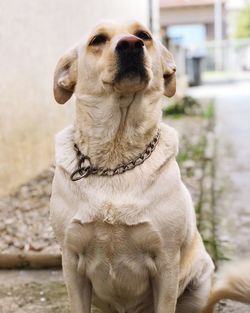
160,0 -> 250,82
160,1 -> 226,77
0,0 -> 159,196
160,0 -> 226,42
226,0 -> 249,38
224,0 -> 250,72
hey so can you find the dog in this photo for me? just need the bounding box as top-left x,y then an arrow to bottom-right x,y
50,20 -> 250,313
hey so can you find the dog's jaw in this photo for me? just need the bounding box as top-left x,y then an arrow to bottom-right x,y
113,77 -> 149,94
101,57 -> 152,95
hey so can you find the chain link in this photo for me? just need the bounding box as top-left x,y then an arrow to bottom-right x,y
70,130 -> 160,181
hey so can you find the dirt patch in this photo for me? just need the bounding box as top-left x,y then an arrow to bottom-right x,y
0,270 -> 104,313
0,281 -> 68,313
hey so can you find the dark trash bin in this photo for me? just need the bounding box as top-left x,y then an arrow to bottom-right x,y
186,55 -> 203,86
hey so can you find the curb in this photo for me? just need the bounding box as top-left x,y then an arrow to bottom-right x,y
197,113 -> 217,263
0,253 -> 61,269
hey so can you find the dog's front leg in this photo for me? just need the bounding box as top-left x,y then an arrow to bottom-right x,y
62,248 -> 92,313
152,252 -> 179,313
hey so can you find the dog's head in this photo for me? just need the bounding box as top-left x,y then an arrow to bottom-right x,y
54,21 -> 176,104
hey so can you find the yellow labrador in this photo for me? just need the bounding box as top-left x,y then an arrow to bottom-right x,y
50,21 -> 250,313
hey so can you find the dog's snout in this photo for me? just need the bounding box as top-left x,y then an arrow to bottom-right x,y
116,36 -> 144,53
114,34 -> 148,88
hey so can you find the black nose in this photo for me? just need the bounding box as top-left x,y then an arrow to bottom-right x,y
116,35 -> 144,52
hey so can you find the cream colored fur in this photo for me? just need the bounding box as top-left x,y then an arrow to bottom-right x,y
50,21 -> 249,313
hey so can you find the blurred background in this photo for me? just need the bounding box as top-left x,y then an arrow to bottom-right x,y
0,1 -> 250,312
1,0 -> 250,196
0,0 -> 159,196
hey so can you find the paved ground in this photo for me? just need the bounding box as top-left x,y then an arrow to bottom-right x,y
189,79 -> 250,312
0,270 -> 67,313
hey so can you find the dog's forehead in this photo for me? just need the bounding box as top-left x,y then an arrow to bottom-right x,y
89,20 -> 150,37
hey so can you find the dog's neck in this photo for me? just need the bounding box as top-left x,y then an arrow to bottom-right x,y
74,91 -> 163,168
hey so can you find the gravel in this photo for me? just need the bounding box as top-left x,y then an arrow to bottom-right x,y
0,168 -> 60,256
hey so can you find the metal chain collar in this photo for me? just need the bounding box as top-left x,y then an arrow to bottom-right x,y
70,130 -> 160,181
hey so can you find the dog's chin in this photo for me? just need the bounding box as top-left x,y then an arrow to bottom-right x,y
114,72 -> 149,94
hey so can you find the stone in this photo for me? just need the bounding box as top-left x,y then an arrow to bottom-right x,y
182,159 -> 196,170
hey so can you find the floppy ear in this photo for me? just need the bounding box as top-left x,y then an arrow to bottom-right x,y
160,44 -> 176,97
53,47 -> 78,104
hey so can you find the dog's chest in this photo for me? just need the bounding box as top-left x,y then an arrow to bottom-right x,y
66,220 -> 162,306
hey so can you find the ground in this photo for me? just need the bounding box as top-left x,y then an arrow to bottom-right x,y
189,79 -> 250,313
0,270 -> 67,313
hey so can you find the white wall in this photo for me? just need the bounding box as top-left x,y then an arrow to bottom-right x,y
0,0 -> 159,195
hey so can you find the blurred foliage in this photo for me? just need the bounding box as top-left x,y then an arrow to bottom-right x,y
163,96 -> 214,120
163,96 -> 202,117
177,135 -> 206,166
235,5 -> 250,38
203,102 -> 214,119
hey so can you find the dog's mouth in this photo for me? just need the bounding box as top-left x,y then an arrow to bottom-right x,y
114,44 -> 149,92
114,60 -> 149,93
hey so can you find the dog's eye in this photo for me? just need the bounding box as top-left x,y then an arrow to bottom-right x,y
89,34 -> 108,46
135,31 -> 152,41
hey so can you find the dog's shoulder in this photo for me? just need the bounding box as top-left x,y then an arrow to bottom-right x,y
160,123 -> 179,153
54,124 -> 77,173
157,122 -> 179,161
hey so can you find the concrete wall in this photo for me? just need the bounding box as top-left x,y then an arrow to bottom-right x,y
160,4 -> 227,40
160,5 -> 215,26
0,0 -> 159,196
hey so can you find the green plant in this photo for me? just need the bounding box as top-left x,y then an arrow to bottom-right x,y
235,5 -> 250,38
163,96 -> 201,117
203,103 -> 214,119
